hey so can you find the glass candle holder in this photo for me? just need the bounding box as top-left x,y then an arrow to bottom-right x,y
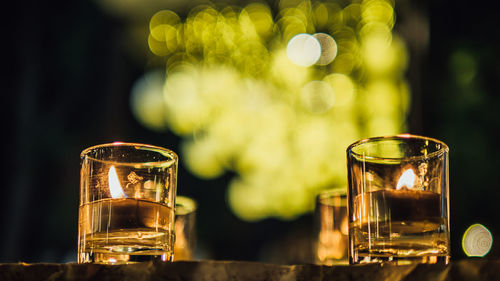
314,189 -> 349,265
346,135 -> 450,264
78,142 -> 178,264
174,196 -> 197,261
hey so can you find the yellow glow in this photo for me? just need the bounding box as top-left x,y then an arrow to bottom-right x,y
228,178 -> 269,221
271,49 -> 311,89
367,116 -> 401,137
279,0 -> 306,10
278,16 -> 307,42
301,80 -> 335,113
238,12 -> 259,41
330,53 -> 356,74
342,3 -> 361,25
280,7 -> 309,27
150,10 -> 180,30
313,3 -> 329,28
182,138 -> 225,179
233,104 -> 291,174
143,0 -> 410,221
359,22 -> 392,46
362,80 -> 402,118
362,33 -> 393,74
162,70 -> 203,135
362,34 -> 408,75
148,34 -> 169,56
361,0 -> 394,28
323,73 -> 355,107
243,3 -> 274,39
130,71 -> 168,132
108,166 -> 126,198
150,24 -> 178,53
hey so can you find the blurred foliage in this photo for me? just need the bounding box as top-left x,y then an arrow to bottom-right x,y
131,0 -> 410,221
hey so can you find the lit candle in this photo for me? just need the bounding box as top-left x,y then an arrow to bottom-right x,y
354,168 -> 442,233
80,166 -> 172,238
347,134 -> 450,264
78,143 -> 178,264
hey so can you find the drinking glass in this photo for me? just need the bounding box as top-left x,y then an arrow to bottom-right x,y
347,134 -> 450,264
78,142 -> 178,264
174,195 -> 197,260
314,189 -> 349,265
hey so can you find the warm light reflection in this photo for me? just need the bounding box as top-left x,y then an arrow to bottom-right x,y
108,166 -> 126,198
135,0 -> 410,220
396,169 -> 416,190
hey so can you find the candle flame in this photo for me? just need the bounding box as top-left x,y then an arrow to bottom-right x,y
109,166 -> 127,198
396,169 -> 416,190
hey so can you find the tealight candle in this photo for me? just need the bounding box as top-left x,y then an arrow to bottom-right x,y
78,142 -> 178,264
347,135 -> 450,264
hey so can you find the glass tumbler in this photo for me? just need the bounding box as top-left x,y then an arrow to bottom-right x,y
347,134 -> 450,264
78,142 -> 178,264
174,196 -> 197,261
314,189 -> 349,265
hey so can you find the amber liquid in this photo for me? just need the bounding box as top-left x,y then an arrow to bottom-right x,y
350,190 -> 449,264
78,198 -> 174,264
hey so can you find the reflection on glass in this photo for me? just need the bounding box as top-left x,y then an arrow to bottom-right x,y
174,196 -> 197,261
314,189 -> 348,265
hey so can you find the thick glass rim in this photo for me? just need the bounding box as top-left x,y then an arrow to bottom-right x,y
80,142 -> 178,167
317,188 -> 347,198
347,134 -> 449,161
316,188 -> 347,207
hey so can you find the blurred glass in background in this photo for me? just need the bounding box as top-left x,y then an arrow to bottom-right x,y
174,196 -> 197,261
313,188 -> 348,265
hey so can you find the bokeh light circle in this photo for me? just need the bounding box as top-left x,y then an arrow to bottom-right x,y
301,80 -> 335,113
323,73 -> 355,107
139,1 -> 411,221
313,33 -> 338,65
130,70 -> 168,132
286,33 -> 321,67
462,223 -> 493,257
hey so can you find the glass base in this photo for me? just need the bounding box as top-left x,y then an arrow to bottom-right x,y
79,251 -> 173,264
319,259 -> 349,266
350,255 -> 450,265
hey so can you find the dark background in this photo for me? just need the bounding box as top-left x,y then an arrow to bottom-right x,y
2,0 -> 499,263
